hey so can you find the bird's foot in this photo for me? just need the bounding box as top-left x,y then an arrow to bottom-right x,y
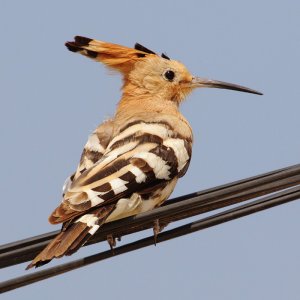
153,219 -> 169,246
107,234 -> 116,253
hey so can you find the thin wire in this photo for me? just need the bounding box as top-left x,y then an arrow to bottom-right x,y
1,163 -> 300,268
1,185 -> 299,293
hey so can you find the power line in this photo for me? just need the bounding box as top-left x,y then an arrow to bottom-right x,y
1,164 -> 300,293
1,186 -> 300,293
1,163 -> 299,268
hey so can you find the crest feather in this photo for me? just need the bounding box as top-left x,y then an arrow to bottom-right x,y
65,36 -> 157,74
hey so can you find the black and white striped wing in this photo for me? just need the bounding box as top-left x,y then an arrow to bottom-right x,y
61,119 -> 114,196
50,124 -> 191,224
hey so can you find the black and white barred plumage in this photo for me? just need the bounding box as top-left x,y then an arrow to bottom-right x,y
27,116 -> 192,268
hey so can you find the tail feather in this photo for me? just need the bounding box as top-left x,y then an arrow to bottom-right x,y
26,205 -> 115,269
64,225 -> 92,256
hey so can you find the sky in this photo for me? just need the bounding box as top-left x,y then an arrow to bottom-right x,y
1,0 -> 300,299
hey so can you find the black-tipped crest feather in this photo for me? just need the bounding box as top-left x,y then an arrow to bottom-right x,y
74,36 -> 92,46
134,43 -> 156,55
161,53 -> 170,60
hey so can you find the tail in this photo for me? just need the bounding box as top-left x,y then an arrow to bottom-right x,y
26,205 -> 115,270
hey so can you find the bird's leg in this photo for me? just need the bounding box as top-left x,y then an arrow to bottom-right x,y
153,219 -> 159,246
107,234 -> 116,253
153,219 -> 161,246
153,219 -> 170,246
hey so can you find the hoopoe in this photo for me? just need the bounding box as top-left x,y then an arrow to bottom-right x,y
27,36 -> 262,269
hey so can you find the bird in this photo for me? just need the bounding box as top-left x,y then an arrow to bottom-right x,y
26,36 -> 262,269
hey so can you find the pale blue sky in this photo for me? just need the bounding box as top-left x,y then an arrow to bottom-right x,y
1,0 -> 300,299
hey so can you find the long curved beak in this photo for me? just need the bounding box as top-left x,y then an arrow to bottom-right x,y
191,77 -> 263,95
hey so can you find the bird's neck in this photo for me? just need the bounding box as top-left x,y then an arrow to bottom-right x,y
117,93 -> 179,114
113,93 -> 193,142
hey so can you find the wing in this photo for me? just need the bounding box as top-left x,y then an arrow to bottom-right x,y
49,122 -> 192,224
61,118 -> 114,197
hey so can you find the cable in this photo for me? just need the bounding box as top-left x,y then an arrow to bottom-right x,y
1,185 -> 299,293
1,163 -> 300,269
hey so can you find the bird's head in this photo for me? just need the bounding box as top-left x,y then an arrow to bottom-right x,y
127,53 -> 195,103
66,36 -> 262,104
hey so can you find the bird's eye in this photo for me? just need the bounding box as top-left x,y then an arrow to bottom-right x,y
163,70 -> 175,82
